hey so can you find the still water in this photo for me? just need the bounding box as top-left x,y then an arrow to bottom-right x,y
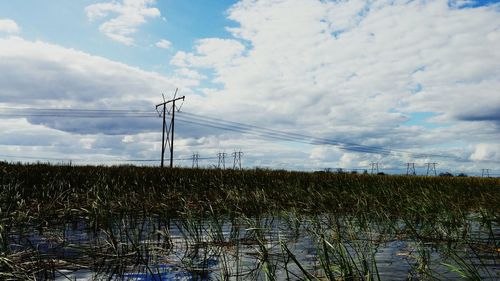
6,213 -> 500,280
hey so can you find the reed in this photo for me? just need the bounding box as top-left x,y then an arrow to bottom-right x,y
0,162 -> 499,279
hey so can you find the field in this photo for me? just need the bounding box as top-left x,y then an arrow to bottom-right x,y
0,162 -> 499,280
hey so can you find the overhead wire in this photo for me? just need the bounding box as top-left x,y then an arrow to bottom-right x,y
0,153 -> 217,163
0,107 -> 478,161
0,106 -> 491,163
0,108 -> 156,118
179,111 -> 464,159
174,112 -> 458,160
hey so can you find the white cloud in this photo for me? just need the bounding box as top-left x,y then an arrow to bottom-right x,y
171,38 -> 245,69
0,36 -> 175,134
471,143 -> 500,162
175,68 -> 206,80
165,0 -> 500,172
0,19 -> 20,34
0,36 -> 185,163
85,0 -> 160,45
0,118 -> 162,163
1,0 -> 500,174
155,39 -> 172,49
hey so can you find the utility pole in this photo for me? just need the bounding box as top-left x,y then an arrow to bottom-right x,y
481,169 -> 490,178
232,150 -> 243,170
425,162 -> 437,176
370,162 -> 379,174
217,152 -> 227,169
155,89 -> 185,168
406,162 -> 416,176
192,153 -> 199,169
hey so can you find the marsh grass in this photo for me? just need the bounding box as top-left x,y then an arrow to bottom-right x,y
0,162 -> 499,280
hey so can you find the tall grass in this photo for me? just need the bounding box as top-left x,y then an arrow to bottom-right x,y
0,162 -> 499,279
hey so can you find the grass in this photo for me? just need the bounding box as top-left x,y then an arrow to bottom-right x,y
0,162 -> 499,280
1,162 -> 498,218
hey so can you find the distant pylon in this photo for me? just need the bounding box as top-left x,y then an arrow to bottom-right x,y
406,163 -> 416,176
217,152 -> 227,169
425,162 -> 437,176
191,153 -> 199,168
232,150 -> 243,170
481,169 -> 490,178
370,162 -> 379,174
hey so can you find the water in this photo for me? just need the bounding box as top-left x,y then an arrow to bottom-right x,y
4,213 -> 500,280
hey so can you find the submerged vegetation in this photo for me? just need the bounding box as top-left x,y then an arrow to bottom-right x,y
0,162 -> 499,280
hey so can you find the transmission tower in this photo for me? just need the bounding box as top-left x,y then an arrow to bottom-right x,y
370,162 -> 379,174
217,152 -> 227,169
155,88 -> 185,168
192,153 -> 200,168
232,150 -> 243,170
425,162 -> 437,176
406,163 -> 416,176
481,169 -> 490,178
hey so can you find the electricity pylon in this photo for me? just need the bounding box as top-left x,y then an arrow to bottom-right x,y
425,162 -> 437,176
192,153 -> 199,168
217,152 -> 227,169
155,88 -> 185,168
406,163 -> 416,176
232,150 -> 243,170
481,169 -> 490,178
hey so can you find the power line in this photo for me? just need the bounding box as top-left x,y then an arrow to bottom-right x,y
0,153 -> 497,177
0,154 -> 212,163
0,106 -> 495,164
0,107 -> 154,113
179,112 -> 392,153
0,108 -> 475,163
0,108 -> 156,118
175,113 -> 460,160
176,115 -> 390,154
0,154 -> 73,161
0,107 -> 403,156
0,107 -> 473,159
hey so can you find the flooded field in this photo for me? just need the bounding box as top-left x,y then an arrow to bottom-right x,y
4,212 -> 500,280
1,163 -> 499,280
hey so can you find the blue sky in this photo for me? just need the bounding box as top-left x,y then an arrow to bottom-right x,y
0,0 -> 238,73
0,0 -> 499,175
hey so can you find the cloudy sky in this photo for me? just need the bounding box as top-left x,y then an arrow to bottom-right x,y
0,0 -> 499,175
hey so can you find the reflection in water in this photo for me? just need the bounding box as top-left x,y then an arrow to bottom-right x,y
4,212 -> 499,280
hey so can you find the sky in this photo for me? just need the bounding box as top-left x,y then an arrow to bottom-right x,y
0,0 -> 499,176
